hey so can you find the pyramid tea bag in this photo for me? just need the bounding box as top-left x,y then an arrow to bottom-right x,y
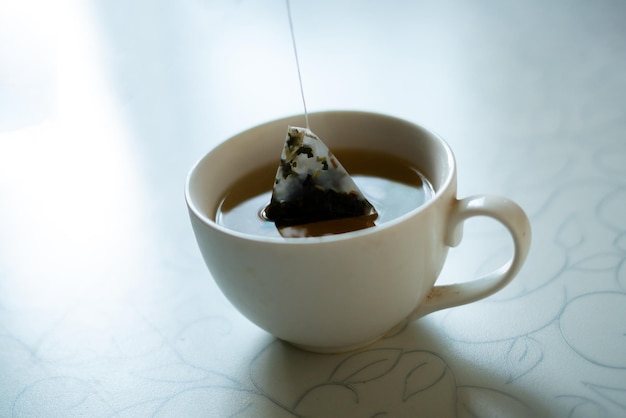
264,126 -> 377,226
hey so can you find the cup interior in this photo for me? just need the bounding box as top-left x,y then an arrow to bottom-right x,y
186,111 -> 455,229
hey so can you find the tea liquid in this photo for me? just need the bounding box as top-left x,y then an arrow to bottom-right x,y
215,150 -> 434,238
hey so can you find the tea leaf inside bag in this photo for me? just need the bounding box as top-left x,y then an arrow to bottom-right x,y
265,126 -> 377,226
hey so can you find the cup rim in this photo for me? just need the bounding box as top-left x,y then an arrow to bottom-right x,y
185,110 -> 456,244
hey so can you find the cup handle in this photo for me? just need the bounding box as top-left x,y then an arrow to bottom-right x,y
408,194 -> 531,321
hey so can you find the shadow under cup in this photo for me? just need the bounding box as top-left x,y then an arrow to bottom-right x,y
186,111 -> 458,352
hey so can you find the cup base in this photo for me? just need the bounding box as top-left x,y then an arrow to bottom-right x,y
288,334 -> 385,354
286,319 -> 410,354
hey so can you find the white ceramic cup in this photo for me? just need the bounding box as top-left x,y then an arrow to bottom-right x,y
185,111 -> 531,353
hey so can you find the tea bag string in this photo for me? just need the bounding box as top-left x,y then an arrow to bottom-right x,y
286,0 -> 309,130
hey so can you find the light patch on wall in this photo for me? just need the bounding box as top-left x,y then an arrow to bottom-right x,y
0,1 -> 154,311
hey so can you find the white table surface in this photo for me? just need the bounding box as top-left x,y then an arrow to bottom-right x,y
1,1 -> 625,416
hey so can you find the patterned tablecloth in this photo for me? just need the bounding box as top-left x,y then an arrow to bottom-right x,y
1,1 -> 625,416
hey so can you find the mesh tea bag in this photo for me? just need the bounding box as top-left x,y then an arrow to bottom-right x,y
264,126 -> 377,225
